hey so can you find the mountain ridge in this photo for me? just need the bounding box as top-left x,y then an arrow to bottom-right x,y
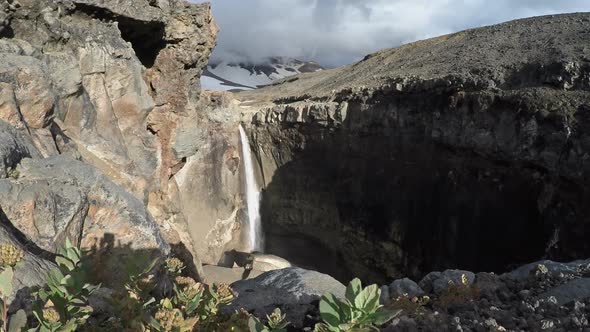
201,57 -> 323,91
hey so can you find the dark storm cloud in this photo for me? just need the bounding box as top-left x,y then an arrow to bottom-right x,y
190,0 -> 590,68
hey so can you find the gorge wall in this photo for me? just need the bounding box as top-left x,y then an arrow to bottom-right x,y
237,13 -> 590,284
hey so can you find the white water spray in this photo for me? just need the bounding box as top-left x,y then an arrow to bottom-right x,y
238,124 -> 263,252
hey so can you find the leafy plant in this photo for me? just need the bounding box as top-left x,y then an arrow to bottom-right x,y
150,298 -> 198,332
199,283 -> 235,320
6,309 -> 26,332
165,258 -> 185,277
314,278 -> 401,332
172,276 -> 203,318
106,253 -> 160,331
215,309 -> 251,332
31,239 -> 100,332
248,308 -> 289,332
149,257 -> 237,332
0,244 -> 26,332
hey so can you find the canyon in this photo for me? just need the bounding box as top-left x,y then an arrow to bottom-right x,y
0,0 -> 589,329
237,13 -> 590,284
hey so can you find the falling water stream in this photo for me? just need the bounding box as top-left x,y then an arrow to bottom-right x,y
238,124 -> 264,252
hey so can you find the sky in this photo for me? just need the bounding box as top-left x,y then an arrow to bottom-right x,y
190,0 -> 590,68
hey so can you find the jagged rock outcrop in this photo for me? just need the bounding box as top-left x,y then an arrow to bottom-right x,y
0,155 -> 169,286
0,0 -> 221,287
235,13 -> 590,284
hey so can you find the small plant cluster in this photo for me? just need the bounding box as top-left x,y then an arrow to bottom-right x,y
148,258 -> 237,332
435,274 -> 480,311
314,278 -> 401,332
0,244 -> 27,332
0,242 -> 407,332
389,294 -> 430,315
6,168 -> 19,180
248,308 -> 289,332
0,241 -> 261,332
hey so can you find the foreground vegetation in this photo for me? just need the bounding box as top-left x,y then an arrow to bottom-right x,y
0,242 -> 402,332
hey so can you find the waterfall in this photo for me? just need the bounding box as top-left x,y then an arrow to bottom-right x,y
545,226 -> 560,255
238,124 -> 263,252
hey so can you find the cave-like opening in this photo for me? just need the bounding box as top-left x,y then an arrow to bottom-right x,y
74,3 -> 166,68
0,24 -> 14,38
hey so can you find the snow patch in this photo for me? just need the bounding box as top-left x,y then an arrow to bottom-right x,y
201,57 -> 323,92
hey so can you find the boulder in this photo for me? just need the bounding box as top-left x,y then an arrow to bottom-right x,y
0,120 -> 40,178
420,270 -> 476,295
226,267 -> 345,327
388,278 -> 425,299
251,254 -> 292,272
539,278 -> 590,305
0,209 -> 54,303
505,260 -> 590,280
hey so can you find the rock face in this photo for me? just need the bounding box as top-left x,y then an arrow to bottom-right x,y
0,156 -> 169,286
0,0 -> 221,288
236,13 -> 590,284
173,91 -> 249,265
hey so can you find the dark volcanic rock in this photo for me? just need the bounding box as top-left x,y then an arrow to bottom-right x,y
235,13 -> 590,284
377,262 -> 590,331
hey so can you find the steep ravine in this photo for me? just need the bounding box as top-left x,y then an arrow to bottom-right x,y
238,13 -> 590,285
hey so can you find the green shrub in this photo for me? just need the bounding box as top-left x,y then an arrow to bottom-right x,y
150,298 -> 198,332
216,309 -> 252,332
248,308 -> 289,332
106,253 -> 159,331
31,239 -> 100,332
314,278 -> 401,332
0,241 -> 396,332
149,258 -> 238,332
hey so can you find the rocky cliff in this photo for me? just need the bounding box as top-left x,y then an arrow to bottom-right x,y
2,0 -> 590,306
236,13 -> 590,284
0,0 -> 229,291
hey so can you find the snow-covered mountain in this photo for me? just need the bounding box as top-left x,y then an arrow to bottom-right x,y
201,57 -> 323,91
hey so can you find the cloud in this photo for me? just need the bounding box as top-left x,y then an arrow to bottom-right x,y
190,0 -> 590,67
